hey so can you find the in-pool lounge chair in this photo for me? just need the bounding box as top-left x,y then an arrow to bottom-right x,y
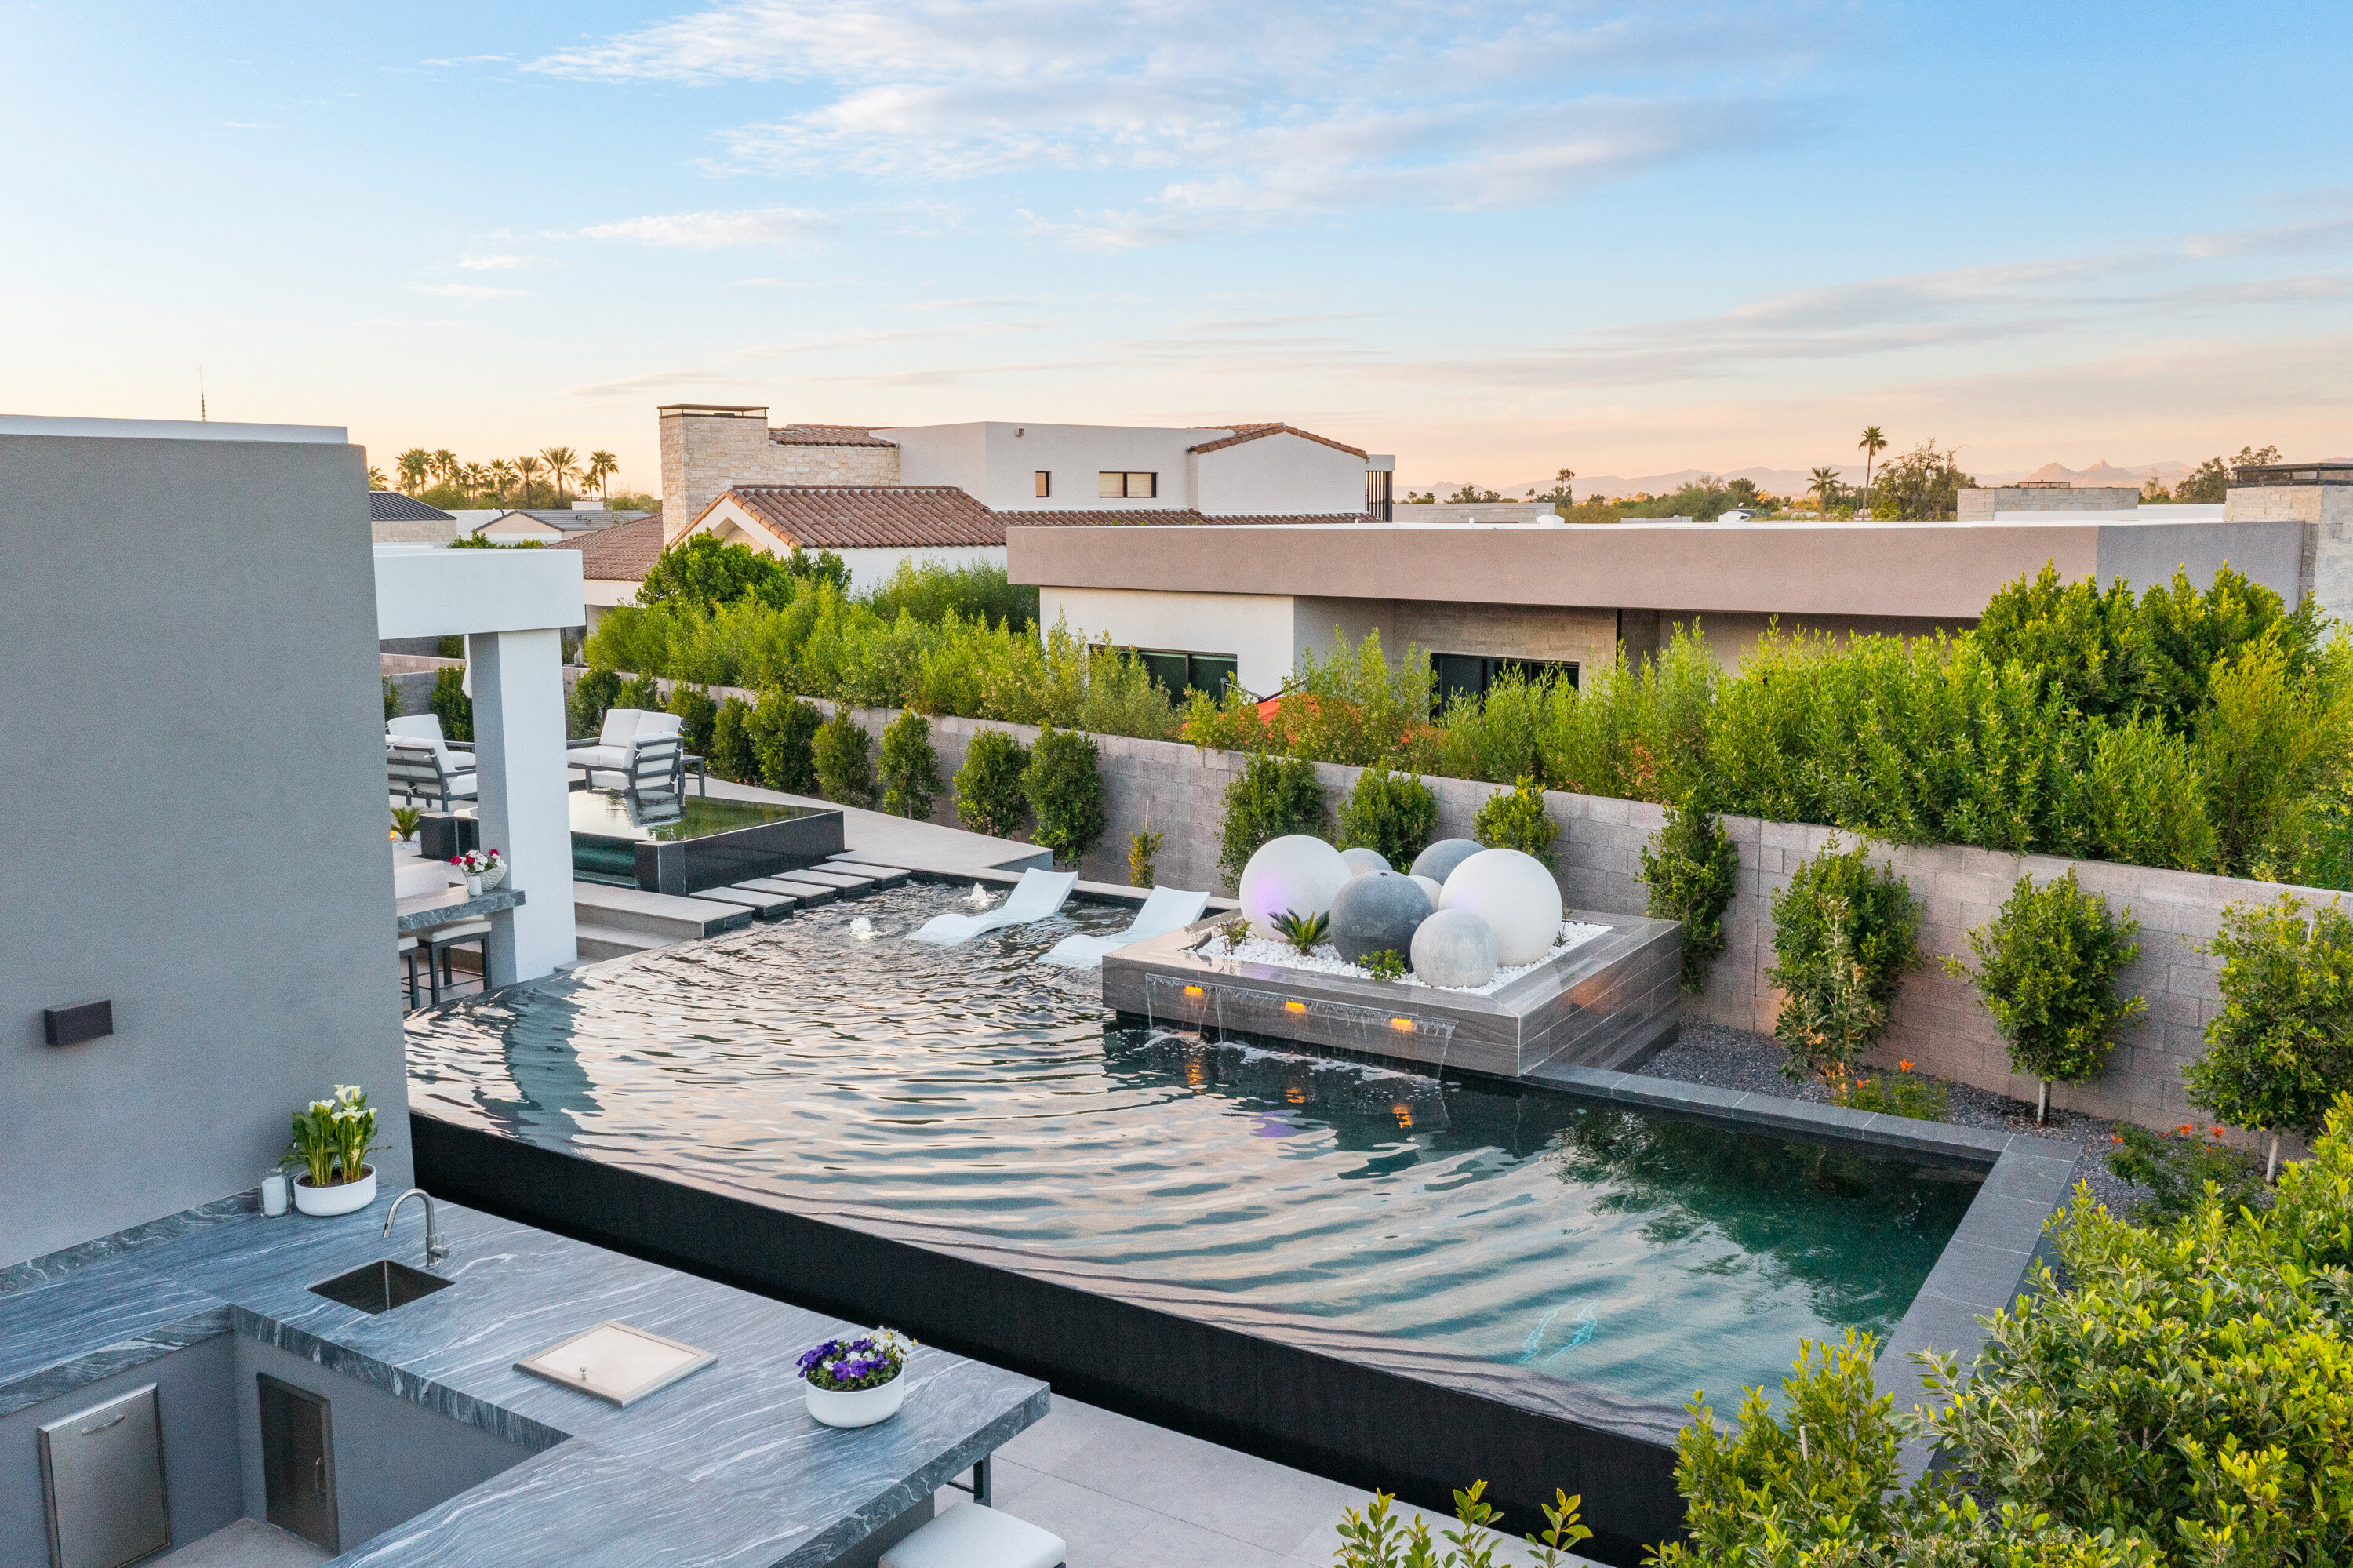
1039,885 -> 1210,969
908,868 -> 1078,946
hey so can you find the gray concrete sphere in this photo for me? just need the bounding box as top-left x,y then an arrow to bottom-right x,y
1411,909 -> 1499,989
1338,846 -> 1392,878
1329,871 -> 1432,966
1409,838 -> 1483,886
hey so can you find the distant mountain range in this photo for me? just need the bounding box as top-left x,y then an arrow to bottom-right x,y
1407,458 -> 2202,502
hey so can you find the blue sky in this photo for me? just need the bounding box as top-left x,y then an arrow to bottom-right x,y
5,1 -> 2349,493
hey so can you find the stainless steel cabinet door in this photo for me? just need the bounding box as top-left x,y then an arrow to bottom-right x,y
38,1383 -> 171,1568
256,1374 -> 339,1553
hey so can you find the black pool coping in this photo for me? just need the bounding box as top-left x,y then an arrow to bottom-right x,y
1526,1062 -> 2082,1480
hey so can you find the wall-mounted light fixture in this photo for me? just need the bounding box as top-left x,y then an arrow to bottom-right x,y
43,999 -> 113,1047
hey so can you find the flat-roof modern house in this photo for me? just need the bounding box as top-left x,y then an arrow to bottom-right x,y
1011,484 -> 2326,701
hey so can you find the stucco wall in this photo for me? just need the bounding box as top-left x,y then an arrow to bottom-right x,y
1191,431 -> 1368,515
3,431 -> 412,1264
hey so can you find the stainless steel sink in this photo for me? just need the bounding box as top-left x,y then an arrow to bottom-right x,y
308,1259 -> 453,1315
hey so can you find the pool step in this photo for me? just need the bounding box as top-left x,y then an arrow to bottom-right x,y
573,922 -> 673,963
573,882 -> 752,940
784,867 -> 882,895
695,886 -> 795,921
822,857 -> 912,890
740,875 -> 838,907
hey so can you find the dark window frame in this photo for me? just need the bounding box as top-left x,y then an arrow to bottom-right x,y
1098,471 -> 1158,499
1132,646 -> 1238,701
1428,653 -> 1578,712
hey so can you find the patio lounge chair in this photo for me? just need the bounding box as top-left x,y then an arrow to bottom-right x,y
569,709 -> 704,798
908,868 -> 1078,946
1038,885 -> 1210,969
387,739 -> 478,809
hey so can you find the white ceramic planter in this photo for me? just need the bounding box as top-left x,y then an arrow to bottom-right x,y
803,1374 -> 907,1428
293,1166 -> 377,1217
465,875 -> 483,897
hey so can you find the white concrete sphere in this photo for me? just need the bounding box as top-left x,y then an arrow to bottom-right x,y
1237,835 -> 1351,940
1329,871 -> 1433,966
1339,846 -> 1392,878
1409,875 -> 1444,907
1439,849 -> 1564,966
1410,909 -> 1498,989
1409,838 -> 1483,886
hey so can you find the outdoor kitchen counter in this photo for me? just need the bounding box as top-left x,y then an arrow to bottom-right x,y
0,1197 -> 1048,1566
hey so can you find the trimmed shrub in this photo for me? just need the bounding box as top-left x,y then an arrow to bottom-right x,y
1472,776 -> 1558,866
748,689 -> 821,793
707,697 -> 755,783
664,682 -> 718,756
429,664 -> 472,743
878,709 -> 941,820
1945,870 -> 2145,1121
1768,838 -> 1921,1082
812,707 -> 875,807
1217,752 -> 1329,892
1335,762 -> 1438,871
381,676 -> 399,721
619,671 -> 663,711
569,667 -> 623,738
1128,830 -> 1163,887
1024,728 -> 1105,867
2188,893 -> 2353,1177
2084,714 -> 2217,871
955,728 -> 1031,839
1829,1064 -> 1948,1122
1637,795 -> 1738,991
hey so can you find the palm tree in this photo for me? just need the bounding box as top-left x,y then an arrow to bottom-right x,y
395,448 -> 431,493
514,454 -> 544,509
1857,427 -> 1887,515
366,464 -> 389,489
431,449 -> 460,485
1809,465 -> 1842,517
460,462 -> 489,501
585,450 -> 619,504
540,446 -> 581,504
486,458 -> 517,509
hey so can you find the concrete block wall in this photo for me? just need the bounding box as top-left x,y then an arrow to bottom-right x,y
598,671 -> 2337,1134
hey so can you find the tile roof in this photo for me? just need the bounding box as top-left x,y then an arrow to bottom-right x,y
479,508 -> 651,535
368,491 -> 455,522
548,515 -> 665,580
708,487 -> 1368,553
1187,422 -> 1368,460
769,424 -> 897,448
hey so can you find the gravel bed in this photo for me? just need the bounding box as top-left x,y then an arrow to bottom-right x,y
1640,1020 -> 2151,1218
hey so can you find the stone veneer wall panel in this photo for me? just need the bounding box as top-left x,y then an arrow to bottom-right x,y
594,672 -> 2336,1135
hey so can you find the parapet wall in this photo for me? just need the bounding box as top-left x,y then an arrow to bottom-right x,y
594,672 -> 2336,1134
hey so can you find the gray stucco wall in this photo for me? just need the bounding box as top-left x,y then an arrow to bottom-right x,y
1,433 -> 412,1265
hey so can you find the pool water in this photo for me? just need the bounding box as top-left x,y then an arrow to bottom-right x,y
569,790 -> 823,886
406,884 -> 1981,1409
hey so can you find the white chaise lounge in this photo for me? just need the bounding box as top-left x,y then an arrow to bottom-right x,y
1038,885 -> 1210,969
908,868 -> 1078,946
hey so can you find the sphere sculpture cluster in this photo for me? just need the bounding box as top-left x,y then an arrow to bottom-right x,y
1236,836 -> 1564,990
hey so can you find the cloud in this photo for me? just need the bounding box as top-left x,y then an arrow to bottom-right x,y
580,205 -> 835,248
459,254 -> 534,271
730,322 -> 1052,358
562,369 -> 755,398
224,121 -> 278,129
531,1 -> 1830,239
414,282 -> 526,299
889,297 -> 1036,311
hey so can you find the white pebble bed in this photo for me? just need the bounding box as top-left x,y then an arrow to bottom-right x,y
1217,921 -> 1612,996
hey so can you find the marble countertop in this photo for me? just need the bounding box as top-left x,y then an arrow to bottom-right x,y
395,886 -> 524,933
0,1198 -> 1047,1566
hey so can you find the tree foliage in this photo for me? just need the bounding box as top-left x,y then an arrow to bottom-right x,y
1218,753 -> 1329,891
1639,796 -> 1740,991
2187,893 -> 2353,1148
1335,762 -> 1438,871
954,729 -> 1031,839
1769,839 -> 1922,1081
878,708 -> 941,819
1024,728 -> 1106,866
1946,871 -> 2145,1098
748,690 -> 822,793
812,707 -> 875,807
1860,438 -> 1974,519
1472,776 -> 1559,866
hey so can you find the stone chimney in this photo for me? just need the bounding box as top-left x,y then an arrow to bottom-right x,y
2224,461 -> 2353,622
657,406 -> 775,544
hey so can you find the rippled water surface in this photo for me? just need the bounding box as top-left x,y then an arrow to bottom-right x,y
406,885 -> 1980,1407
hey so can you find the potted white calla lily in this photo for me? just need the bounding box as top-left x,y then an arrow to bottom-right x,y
283,1085 -> 387,1216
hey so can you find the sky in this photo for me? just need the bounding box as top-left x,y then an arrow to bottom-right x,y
5,1 -> 2351,495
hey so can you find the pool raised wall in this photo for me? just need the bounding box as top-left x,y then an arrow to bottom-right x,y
587,674 -> 2332,1137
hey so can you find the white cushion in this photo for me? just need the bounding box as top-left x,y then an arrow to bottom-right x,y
882,1505 -> 1065,1568
636,711 -> 684,739
569,745 -> 630,769
387,715 -> 443,744
393,860 -> 449,899
598,708 -> 647,746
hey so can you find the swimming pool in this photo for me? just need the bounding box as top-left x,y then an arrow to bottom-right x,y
406,884 -> 1978,1411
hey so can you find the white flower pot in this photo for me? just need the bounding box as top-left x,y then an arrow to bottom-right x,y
293,1166 -> 377,1217
803,1373 -> 907,1428
465,875 -> 483,897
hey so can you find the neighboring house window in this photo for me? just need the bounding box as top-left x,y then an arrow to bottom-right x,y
1134,649 -> 1237,700
1429,653 -> 1577,711
1035,471 -> 1052,498
1098,471 -> 1157,498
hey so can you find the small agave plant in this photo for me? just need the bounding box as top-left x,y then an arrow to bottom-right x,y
1271,908 -> 1330,955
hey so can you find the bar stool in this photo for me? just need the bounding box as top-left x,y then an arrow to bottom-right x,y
398,933 -> 421,1010
881,1504 -> 1065,1568
423,918 -> 493,1004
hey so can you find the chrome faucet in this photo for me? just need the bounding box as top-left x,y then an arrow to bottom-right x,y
384,1189 -> 449,1268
